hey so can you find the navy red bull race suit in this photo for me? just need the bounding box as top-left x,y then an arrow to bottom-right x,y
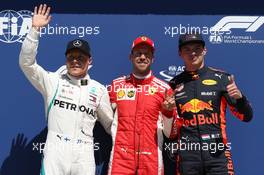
169,66 -> 253,175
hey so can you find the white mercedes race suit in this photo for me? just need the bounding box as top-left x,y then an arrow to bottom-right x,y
19,28 -> 113,175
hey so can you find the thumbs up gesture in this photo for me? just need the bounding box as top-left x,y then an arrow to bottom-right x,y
226,75 -> 242,99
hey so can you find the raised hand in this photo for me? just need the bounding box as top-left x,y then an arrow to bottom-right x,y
32,4 -> 51,30
162,88 -> 176,111
227,75 -> 242,99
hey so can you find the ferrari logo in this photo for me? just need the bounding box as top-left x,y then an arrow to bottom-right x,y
149,87 -> 157,95
141,36 -> 147,41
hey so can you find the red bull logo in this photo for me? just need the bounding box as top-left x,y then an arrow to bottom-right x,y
180,99 -> 213,114
225,150 -> 234,175
183,113 -> 219,127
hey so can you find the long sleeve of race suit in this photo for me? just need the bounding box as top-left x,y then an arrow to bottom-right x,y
97,86 -> 114,135
161,88 -> 178,139
161,110 -> 178,139
224,93 -> 253,122
223,75 -> 253,122
19,28 -> 52,97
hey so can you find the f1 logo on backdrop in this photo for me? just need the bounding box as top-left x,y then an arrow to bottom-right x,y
211,16 -> 264,32
0,10 -> 32,43
210,16 -> 264,44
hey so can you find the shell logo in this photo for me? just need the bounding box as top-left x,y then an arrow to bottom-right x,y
117,90 -> 125,99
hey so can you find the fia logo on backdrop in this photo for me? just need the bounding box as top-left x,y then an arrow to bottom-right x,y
0,10 -> 33,43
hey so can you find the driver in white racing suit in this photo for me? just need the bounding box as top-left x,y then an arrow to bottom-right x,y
19,4 -> 113,175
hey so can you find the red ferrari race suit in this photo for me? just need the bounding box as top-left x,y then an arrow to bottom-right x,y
169,66 -> 253,175
107,72 -> 177,175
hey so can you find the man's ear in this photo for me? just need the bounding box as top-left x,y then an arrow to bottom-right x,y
202,47 -> 207,56
88,57 -> 93,64
178,49 -> 182,57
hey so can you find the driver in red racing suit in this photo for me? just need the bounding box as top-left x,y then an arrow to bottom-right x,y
107,36 -> 178,175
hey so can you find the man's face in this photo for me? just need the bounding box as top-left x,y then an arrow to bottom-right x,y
179,43 -> 206,71
66,49 -> 92,78
130,43 -> 154,76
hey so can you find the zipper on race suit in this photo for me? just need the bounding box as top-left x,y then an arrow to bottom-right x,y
194,76 -> 205,169
134,84 -> 142,174
75,84 -> 82,139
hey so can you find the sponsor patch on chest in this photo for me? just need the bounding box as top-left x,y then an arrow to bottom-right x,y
53,99 -> 95,117
117,89 -> 136,101
202,79 -> 217,85
201,91 -> 216,96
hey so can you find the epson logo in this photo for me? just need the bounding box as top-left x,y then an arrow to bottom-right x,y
211,16 -> 264,32
0,10 -> 33,43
